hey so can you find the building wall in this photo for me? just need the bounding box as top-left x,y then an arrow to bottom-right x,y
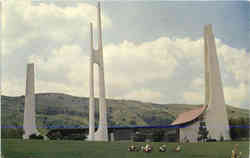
163,128 -> 178,142
113,129 -> 134,141
179,121 -> 200,143
204,108 -> 231,140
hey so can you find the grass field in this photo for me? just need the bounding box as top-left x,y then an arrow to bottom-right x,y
2,139 -> 249,158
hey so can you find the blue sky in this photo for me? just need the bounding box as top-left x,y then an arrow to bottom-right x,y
101,1 -> 249,50
2,0 -> 250,109
50,1 -> 249,49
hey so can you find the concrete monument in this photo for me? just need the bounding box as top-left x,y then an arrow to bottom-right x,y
203,24 -> 231,140
172,24 -> 231,142
88,2 -> 108,141
23,63 -> 39,139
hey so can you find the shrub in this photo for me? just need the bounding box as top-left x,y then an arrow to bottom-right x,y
63,134 -> 86,140
29,134 -> 44,139
49,131 -> 63,140
152,131 -> 164,142
132,133 -> 146,142
220,135 -> 224,142
206,139 -> 216,142
2,128 -> 23,139
198,121 -> 209,142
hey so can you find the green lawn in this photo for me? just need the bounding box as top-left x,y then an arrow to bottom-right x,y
2,139 -> 249,158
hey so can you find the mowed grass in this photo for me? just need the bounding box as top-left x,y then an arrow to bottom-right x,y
2,139 -> 249,158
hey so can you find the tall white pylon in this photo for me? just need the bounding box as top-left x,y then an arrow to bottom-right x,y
88,2 -> 108,141
203,24 -> 231,140
23,63 -> 39,139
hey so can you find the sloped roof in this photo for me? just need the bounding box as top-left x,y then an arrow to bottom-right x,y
171,105 -> 207,125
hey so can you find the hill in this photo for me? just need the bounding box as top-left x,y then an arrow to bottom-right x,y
1,93 -> 249,133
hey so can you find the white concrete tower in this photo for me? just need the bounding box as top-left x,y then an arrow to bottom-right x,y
23,63 -> 39,139
204,25 -> 210,106
88,22 -> 95,141
203,24 -> 231,140
88,2 -> 108,141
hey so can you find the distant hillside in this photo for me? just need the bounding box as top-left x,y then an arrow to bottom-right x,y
1,93 -> 249,132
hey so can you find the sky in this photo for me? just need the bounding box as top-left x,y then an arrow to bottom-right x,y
1,0 -> 250,109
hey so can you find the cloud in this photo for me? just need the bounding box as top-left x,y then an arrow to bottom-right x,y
2,0 -> 112,56
28,44 -> 89,95
104,37 -> 249,107
104,37 -> 204,102
2,1 -> 249,108
224,83 -> 248,106
124,89 -> 164,103
4,35 -> 250,108
180,40 -> 250,107
2,79 -> 24,96
3,36 -> 250,108
4,36 -> 248,108
104,38 -> 179,83
217,43 -> 250,83
183,91 -> 203,104
1,0 -> 111,97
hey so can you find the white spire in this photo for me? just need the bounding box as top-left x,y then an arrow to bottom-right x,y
88,2 -> 108,141
23,63 -> 39,139
203,24 -> 231,140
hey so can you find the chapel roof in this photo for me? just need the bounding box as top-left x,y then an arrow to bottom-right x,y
171,105 -> 207,126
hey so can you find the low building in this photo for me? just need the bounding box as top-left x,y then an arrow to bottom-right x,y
46,125 -> 178,142
171,105 -> 207,143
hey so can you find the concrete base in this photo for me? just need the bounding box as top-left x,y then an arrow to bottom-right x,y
110,133 -> 115,142
22,131 -> 40,140
94,128 -> 108,141
179,121 -> 200,143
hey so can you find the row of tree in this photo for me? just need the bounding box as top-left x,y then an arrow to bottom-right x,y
197,117 -> 250,142
2,117 -> 249,141
229,117 -> 249,140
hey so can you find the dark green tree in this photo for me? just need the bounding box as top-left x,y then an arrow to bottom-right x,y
198,121 -> 209,142
229,117 -> 250,140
